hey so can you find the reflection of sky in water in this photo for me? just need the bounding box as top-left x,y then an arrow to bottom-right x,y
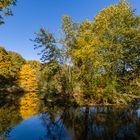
3,107 -> 140,140
7,115 -> 46,140
6,114 -> 73,140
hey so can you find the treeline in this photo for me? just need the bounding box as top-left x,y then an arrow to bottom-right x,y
1,1 -> 140,105
0,47 -> 41,92
31,1 -> 140,105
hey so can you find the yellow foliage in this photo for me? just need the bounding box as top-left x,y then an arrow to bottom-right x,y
17,64 -> 37,91
0,1 -> 9,8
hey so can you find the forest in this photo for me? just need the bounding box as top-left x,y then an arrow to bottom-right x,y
0,0 -> 140,105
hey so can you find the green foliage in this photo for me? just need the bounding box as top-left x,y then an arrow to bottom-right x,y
27,60 -> 41,70
0,47 -> 39,95
0,47 -> 10,79
62,16 -> 78,50
32,1 -> 140,105
1,0 -> 140,105
32,28 -> 76,102
32,28 -> 60,64
59,1 -> 140,104
0,47 -> 25,88
0,104 -> 21,137
0,47 -> 41,94
7,51 -> 25,78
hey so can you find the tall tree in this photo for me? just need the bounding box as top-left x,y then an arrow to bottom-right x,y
32,28 -> 62,95
32,28 -> 60,64
16,64 -> 37,91
66,1 -> 140,102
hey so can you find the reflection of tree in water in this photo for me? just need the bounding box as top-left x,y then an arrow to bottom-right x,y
105,107 -> 140,140
39,107 -> 72,140
19,92 -> 40,119
0,104 -> 22,139
0,96 -> 140,140
0,92 -> 41,139
39,106 -> 140,140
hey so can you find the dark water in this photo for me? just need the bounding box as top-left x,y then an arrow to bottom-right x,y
0,93 -> 140,140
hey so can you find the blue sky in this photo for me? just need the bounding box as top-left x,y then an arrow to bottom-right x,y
0,0 -> 140,60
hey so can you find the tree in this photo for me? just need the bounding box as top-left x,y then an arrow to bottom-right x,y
0,0 -> 16,25
61,1 -> 140,103
32,1 -> 140,104
27,60 -> 41,70
91,1 -> 140,99
32,28 -> 60,64
32,27 -> 76,100
0,47 -> 25,88
16,64 -> 37,91
8,51 -> 25,79
32,28 -> 62,96
0,47 -> 10,79
61,15 -> 78,58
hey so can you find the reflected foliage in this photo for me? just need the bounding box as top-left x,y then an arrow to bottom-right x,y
19,92 -> 40,119
39,106 -> 140,140
0,92 -> 41,139
0,104 -> 21,139
0,95 -> 140,139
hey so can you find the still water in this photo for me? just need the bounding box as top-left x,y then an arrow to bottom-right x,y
0,92 -> 140,140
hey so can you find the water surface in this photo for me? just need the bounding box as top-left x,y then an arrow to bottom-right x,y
0,93 -> 140,140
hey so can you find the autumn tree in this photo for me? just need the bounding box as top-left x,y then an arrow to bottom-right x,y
0,0 -> 16,25
17,64 -> 37,91
0,47 -> 25,89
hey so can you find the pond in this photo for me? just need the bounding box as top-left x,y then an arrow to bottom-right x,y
0,92 -> 140,140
